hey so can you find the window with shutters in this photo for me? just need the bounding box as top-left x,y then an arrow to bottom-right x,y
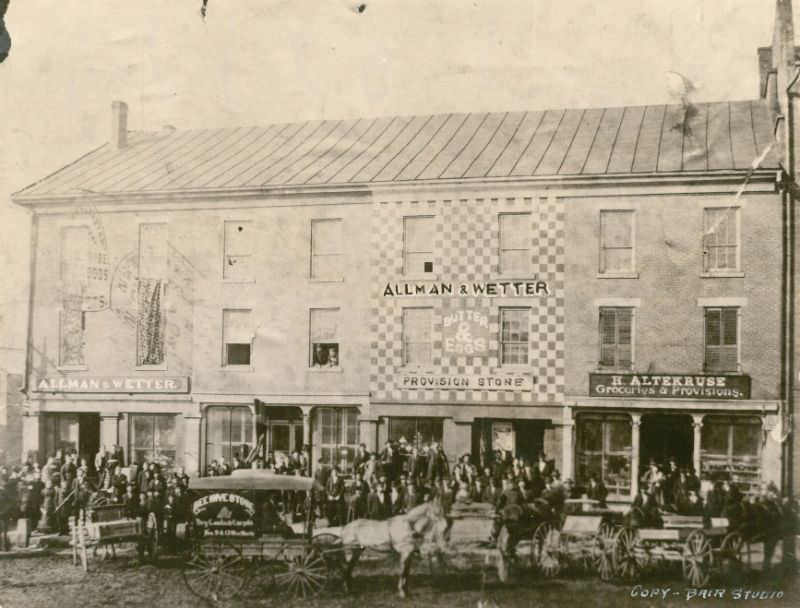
703,208 -> 739,272
403,216 -> 435,276
222,309 -> 253,367
500,308 -> 530,366
311,219 -> 343,280
403,307 -> 433,366
499,213 -> 530,274
599,307 -> 633,369
137,223 -> 167,367
223,220 -> 254,281
59,226 -> 89,368
704,307 -> 739,372
599,210 -> 635,274
310,308 -> 340,368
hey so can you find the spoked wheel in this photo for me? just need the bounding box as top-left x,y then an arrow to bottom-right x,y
682,529 -> 713,588
182,546 -> 249,602
274,548 -> 329,598
612,527 -> 639,581
719,531 -> 744,583
532,522 -> 561,577
312,532 -> 346,588
592,524 -> 617,581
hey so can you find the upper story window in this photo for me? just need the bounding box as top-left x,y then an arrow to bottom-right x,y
222,309 -> 253,367
499,213 -> 530,274
310,308 -> 340,368
403,216 -> 435,276
599,307 -> 633,369
703,208 -> 739,272
311,219 -> 343,280
137,223 -> 167,367
403,307 -> 433,366
599,210 -> 634,275
223,220 -> 253,281
138,223 -> 168,279
500,307 -> 530,366
704,307 -> 739,373
60,226 -> 89,294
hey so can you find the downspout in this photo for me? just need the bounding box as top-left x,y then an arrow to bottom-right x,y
21,208 -> 38,396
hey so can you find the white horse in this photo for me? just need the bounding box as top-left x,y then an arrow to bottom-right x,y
338,499 -> 450,598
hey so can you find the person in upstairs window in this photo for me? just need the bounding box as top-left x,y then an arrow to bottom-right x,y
327,346 -> 339,368
312,344 -> 328,367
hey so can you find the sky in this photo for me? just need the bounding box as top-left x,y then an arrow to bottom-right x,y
0,0 -> 790,362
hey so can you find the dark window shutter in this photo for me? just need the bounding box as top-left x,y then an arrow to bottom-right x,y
599,309 -> 616,366
617,309 -> 632,368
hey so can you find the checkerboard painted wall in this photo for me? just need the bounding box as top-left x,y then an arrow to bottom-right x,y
370,196 -> 565,405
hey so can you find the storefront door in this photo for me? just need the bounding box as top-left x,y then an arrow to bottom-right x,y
640,413 -> 693,470
43,413 -> 99,469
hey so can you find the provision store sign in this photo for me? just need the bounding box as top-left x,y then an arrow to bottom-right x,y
35,376 -> 190,393
589,373 -> 750,400
398,373 -> 533,391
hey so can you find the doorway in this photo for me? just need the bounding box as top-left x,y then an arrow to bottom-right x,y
472,419 -> 546,467
42,413 -> 100,470
639,413 -> 693,471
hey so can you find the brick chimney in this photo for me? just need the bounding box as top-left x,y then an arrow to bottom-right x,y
111,100 -> 128,150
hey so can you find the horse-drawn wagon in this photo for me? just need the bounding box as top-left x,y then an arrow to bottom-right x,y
181,470 -> 337,602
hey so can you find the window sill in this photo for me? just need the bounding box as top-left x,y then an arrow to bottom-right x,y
596,272 -> 639,279
492,365 -> 531,373
400,366 -> 437,374
700,271 -> 744,279
135,365 -> 169,371
220,365 -> 255,372
309,277 -> 344,283
595,366 -> 634,373
307,367 -> 344,374
222,278 -> 256,284
57,365 -> 89,372
403,274 -> 440,281
702,369 -> 743,375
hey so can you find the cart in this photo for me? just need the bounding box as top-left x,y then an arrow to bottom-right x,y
531,498 -> 624,581
181,470 -> 338,602
611,513 -> 742,587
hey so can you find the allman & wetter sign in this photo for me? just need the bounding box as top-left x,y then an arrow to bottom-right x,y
35,376 -> 190,393
589,373 -> 751,400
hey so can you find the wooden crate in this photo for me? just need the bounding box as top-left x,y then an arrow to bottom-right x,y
88,519 -> 141,540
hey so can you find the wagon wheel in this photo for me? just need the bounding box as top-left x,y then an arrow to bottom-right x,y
592,523 -> 617,581
718,531 -> 744,583
532,522 -> 561,577
612,527 -> 639,581
274,547 -> 329,598
682,529 -> 713,588
182,545 -> 249,602
311,532 -> 346,587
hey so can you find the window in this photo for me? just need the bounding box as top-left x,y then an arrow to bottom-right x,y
223,220 -> 253,280
499,213 -> 530,274
703,208 -> 739,272
59,308 -> 86,367
60,226 -> 89,294
310,308 -> 340,368
311,219 -> 343,279
701,416 -> 761,494
599,210 -> 634,274
129,414 -> 177,470
500,308 -> 529,365
599,307 -> 633,369
576,414 -> 632,496
704,307 -> 738,372
388,417 -> 443,452
317,407 -> 359,475
403,216 -> 435,275
402,307 -> 433,365
138,223 -> 167,279
205,406 -> 254,471
223,309 -> 253,366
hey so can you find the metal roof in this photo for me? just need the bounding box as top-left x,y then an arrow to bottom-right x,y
14,99 -> 780,200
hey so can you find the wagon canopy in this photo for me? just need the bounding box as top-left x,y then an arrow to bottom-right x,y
188,469 -> 316,492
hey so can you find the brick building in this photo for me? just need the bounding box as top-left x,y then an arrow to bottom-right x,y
12,1 -> 799,500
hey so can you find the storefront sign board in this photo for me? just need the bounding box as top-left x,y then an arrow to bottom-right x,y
383,280 -> 550,297
35,376 -> 190,393
398,373 -> 533,391
589,373 -> 750,400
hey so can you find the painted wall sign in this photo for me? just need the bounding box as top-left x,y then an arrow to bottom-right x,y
383,280 -> 550,297
192,493 -> 255,537
589,373 -> 751,400
398,373 -> 533,391
35,376 -> 190,393
442,310 -> 490,355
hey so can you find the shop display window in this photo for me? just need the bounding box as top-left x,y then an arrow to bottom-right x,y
130,414 -> 177,470
701,416 -> 761,494
205,406 -> 253,471
576,414 -> 632,496
388,417 -> 444,456
317,407 -> 359,474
